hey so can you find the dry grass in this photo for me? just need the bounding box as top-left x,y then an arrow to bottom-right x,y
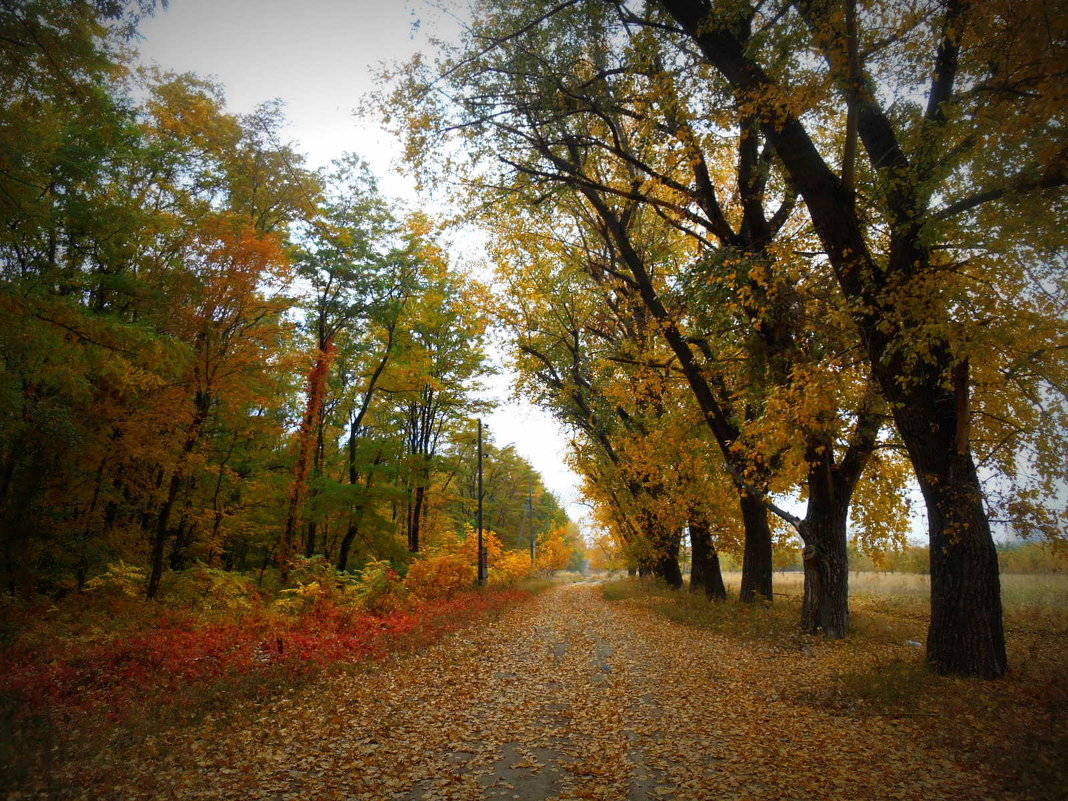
604,570 -> 1068,801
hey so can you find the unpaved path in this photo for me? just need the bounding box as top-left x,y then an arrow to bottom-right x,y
60,583 -> 1008,800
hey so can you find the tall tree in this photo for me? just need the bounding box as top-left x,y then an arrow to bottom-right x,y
645,0 -> 1067,675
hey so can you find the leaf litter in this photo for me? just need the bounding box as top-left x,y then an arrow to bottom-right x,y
41,582 -> 1033,800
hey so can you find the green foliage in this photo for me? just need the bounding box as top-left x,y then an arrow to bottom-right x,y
352,558 -> 407,615
83,561 -> 147,598
157,563 -> 257,614
276,556 -> 362,614
0,0 -> 570,600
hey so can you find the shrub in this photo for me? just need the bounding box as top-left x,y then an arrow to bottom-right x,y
405,553 -> 476,601
275,556 -> 361,615
353,558 -> 407,615
83,561 -> 147,598
158,563 -> 257,613
490,550 -> 532,586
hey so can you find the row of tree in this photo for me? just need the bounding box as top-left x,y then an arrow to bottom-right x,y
0,1 -> 571,601
385,0 -> 1067,677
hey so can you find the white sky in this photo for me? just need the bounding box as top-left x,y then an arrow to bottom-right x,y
136,0 -> 589,528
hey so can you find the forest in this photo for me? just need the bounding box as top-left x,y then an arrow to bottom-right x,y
2,1 -> 1066,799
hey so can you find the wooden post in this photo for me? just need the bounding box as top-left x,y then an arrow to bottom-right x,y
527,474 -> 535,565
477,419 -> 486,586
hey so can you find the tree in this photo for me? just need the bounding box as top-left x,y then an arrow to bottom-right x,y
385,0 -> 903,630
645,0 -> 1067,676
389,267 -> 491,554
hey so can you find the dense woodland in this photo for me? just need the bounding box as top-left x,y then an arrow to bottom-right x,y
0,0 -> 579,615
0,0 -> 1065,696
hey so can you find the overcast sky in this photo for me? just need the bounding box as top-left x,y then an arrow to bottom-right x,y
136,0 -> 589,529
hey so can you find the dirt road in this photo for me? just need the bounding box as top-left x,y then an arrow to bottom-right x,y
60,582 -> 1008,800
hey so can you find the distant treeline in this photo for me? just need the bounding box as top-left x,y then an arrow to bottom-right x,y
846,542 -> 1067,575
706,542 -> 1068,576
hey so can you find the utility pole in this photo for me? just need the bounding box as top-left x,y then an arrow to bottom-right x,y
477,419 -> 486,586
527,473 -> 535,565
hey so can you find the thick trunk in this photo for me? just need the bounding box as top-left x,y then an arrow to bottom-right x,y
799,455 -> 851,639
706,546 -> 727,601
657,529 -> 684,589
894,399 -> 1006,678
800,527 -> 849,639
689,518 -> 727,600
739,492 -> 773,602
690,522 -> 707,592
305,520 -> 317,559
659,552 -> 683,589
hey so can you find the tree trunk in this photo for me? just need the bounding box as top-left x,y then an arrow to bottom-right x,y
338,521 -> 357,572
409,484 -> 425,553
689,522 -> 707,592
689,519 -> 727,600
657,529 -> 684,589
739,492 -> 773,602
705,546 -> 727,601
147,470 -> 182,600
800,533 -> 849,639
168,517 -> 192,571
894,396 -> 1006,678
280,338 -> 336,584
799,453 -> 851,639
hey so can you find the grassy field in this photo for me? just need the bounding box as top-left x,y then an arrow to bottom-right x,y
732,570 -> 1068,607
601,570 -> 1068,800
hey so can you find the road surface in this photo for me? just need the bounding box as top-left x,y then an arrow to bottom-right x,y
58,582 -> 1008,800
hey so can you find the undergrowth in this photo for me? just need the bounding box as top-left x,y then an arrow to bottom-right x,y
601,574 -> 1068,801
0,580 -> 534,793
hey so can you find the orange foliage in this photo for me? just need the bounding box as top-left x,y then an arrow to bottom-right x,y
536,525 -> 574,573
404,552 -> 476,600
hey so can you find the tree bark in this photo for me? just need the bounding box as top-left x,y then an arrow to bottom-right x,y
799,451 -> 850,639
689,518 -> 727,600
798,406 -> 879,639
338,521 -> 358,572
280,338 -> 336,584
800,533 -> 848,639
896,393 -> 1006,678
409,482 -> 426,554
656,528 -> 684,589
738,492 -> 773,602
147,470 -> 182,600
690,522 -> 707,591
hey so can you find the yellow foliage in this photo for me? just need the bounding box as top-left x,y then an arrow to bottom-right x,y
405,552 -> 476,600
490,550 -> 533,586
456,524 -> 504,565
536,525 -> 573,573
